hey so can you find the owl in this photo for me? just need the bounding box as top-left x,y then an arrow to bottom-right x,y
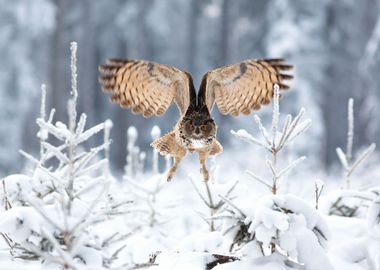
99,58 -> 293,181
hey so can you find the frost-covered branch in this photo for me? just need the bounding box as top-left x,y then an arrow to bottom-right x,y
346,98 -> 354,163
315,179 -> 324,210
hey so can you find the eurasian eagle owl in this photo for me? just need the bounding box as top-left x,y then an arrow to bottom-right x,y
99,59 -> 293,181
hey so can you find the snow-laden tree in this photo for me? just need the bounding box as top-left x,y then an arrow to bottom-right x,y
0,42 -> 131,269
223,85 -> 334,270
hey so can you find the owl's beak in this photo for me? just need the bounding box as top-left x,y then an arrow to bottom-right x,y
195,127 -> 200,134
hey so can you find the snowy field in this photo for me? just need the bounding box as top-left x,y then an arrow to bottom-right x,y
0,42 -> 379,270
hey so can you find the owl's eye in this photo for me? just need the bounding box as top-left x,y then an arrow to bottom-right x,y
188,123 -> 195,130
200,124 -> 207,131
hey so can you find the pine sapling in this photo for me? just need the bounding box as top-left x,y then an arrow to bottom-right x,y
231,84 -> 310,194
2,42 -> 131,268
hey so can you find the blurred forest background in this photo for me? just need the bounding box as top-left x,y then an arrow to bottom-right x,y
1,0 -> 380,176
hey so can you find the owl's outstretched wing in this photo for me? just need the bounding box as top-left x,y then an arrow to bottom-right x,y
198,59 -> 293,116
99,59 -> 196,117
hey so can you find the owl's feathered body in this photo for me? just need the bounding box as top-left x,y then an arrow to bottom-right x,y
99,58 -> 293,181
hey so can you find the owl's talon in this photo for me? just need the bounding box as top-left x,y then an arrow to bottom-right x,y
166,175 -> 173,182
200,168 -> 209,181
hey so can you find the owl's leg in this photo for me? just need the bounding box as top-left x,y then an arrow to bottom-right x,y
197,139 -> 223,181
208,139 -> 223,156
150,131 -> 187,181
167,152 -> 186,182
198,151 -> 209,181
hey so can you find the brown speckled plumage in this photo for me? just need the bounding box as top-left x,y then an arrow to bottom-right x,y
99,58 -> 293,181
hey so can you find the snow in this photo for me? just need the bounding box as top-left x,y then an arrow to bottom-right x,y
153,252 -> 215,270
177,231 -> 224,252
1,35 -> 380,270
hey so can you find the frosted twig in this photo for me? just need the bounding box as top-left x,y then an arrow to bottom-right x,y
219,195 -> 246,218
277,156 -> 306,179
75,113 -> 87,137
277,114 -> 292,149
284,119 -> 312,146
41,142 -> 69,164
272,84 -> 280,148
189,176 -> 210,207
215,180 -> 239,209
38,84 -> 48,159
254,115 -> 272,147
74,142 -> 110,176
2,180 -> 12,210
67,41 -> 79,198
204,181 -> 216,231
48,108 -> 55,123
40,84 -> 47,124
75,122 -> 105,145
348,143 -> 376,177
75,159 -> 108,177
104,119 -> 113,161
246,170 -> 271,189
266,160 -> 277,178
315,179 -> 324,210
70,41 -> 78,104
336,147 -> 348,169
36,119 -> 68,141
277,108 -> 305,151
346,98 -> 354,163
230,130 -> 271,151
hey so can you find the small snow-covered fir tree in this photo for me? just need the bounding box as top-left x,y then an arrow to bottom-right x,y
336,98 -> 376,189
0,42 -> 131,269
224,85 -> 334,270
231,84 -> 310,195
321,98 -> 377,218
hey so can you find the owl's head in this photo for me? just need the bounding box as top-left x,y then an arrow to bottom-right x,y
181,110 -> 216,140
